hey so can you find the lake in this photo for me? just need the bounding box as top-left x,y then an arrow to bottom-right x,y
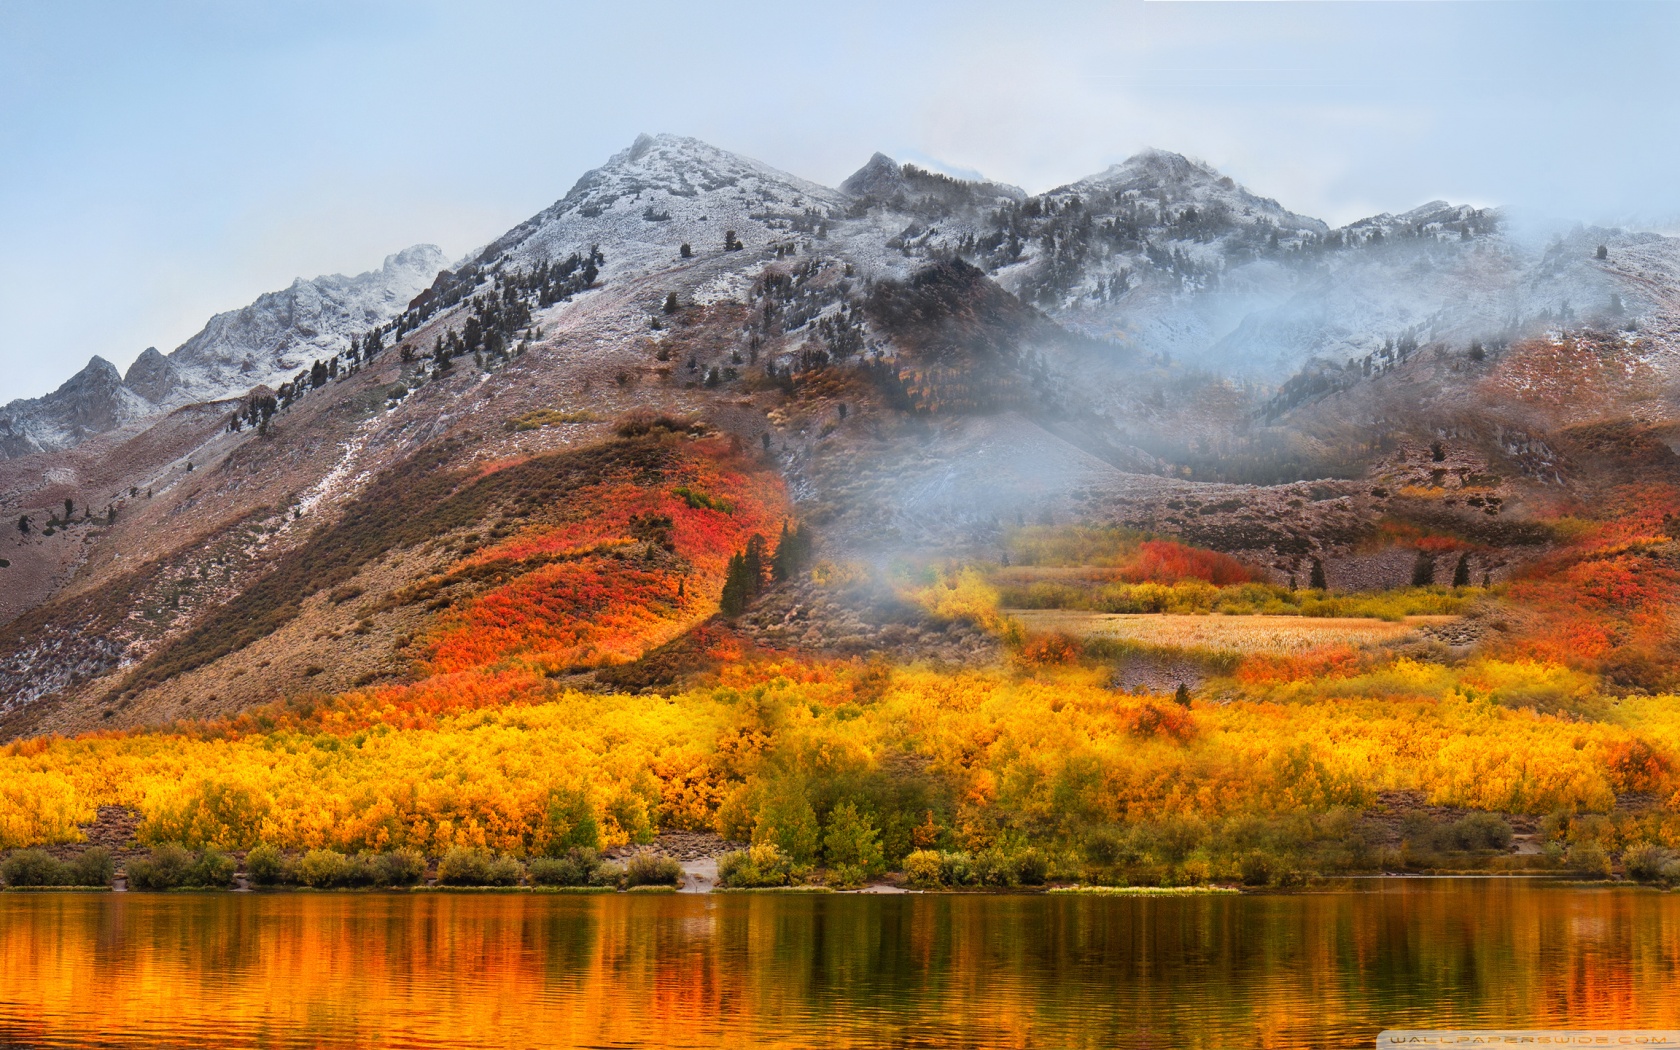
0,880 -> 1676,1048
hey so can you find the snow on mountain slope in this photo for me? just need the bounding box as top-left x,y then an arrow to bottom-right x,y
166,244 -> 447,402
470,133 -> 847,281
12,135 -> 1680,467
0,357 -> 156,459
831,146 -> 1679,380
0,245 -> 446,459
1058,148 -> 1328,239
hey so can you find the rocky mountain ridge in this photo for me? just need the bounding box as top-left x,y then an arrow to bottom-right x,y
0,245 -> 446,458
11,135 -> 1674,462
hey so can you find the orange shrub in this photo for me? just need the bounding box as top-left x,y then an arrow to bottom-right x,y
1119,540 -> 1259,586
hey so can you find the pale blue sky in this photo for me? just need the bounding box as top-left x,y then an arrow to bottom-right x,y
2,0 -> 1676,402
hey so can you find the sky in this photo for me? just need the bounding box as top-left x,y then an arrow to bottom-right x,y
2,0 -> 1678,403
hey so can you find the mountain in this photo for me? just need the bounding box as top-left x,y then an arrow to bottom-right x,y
0,357 -> 154,459
463,133 -> 848,282
4,132 -> 1680,738
0,245 -> 446,458
839,147 -> 1655,380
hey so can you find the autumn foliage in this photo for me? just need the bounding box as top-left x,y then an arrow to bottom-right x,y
422,437 -> 785,674
2,440 -> 1680,879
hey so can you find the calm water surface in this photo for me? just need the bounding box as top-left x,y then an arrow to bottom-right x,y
0,880 -> 1676,1049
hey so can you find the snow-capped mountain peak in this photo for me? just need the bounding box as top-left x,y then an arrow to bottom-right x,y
475,133 -> 848,279
0,245 -> 445,458
1059,148 -> 1327,236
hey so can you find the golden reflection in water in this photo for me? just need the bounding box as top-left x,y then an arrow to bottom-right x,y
0,882 -> 1676,1049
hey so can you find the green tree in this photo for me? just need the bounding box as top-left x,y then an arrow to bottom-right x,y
754,788 -> 819,865
1452,553 -> 1471,588
1411,551 -> 1436,587
1174,683 -> 1192,708
771,521 -> 811,581
17,515 -> 29,535
540,788 -> 600,854
664,291 -> 679,314
1309,557 -> 1327,591
742,534 -> 766,590
680,243 -> 693,258
822,801 -> 884,877
720,552 -> 751,617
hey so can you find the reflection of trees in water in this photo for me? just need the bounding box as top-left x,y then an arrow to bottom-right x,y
1,886 -> 1677,1047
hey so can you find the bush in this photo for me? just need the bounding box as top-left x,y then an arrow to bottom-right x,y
189,850 -> 237,888
2,849 -> 68,887
717,843 -> 794,888
529,848 -> 609,887
127,845 -> 196,890
67,848 -> 114,887
245,844 -> 289,886
373,848 -> 426,887
906,850 -> 979,888
903,849 -> 944,889
1444,814 -> 1514,852
938,851 -> 976,887
437,848 -> 522,887
295,849 -> 355,888
1624,844 -> 1676,884
1015,849 -> 1048,886
623,853 -> 682,888
974,848 -> 1020,887
1083,828 -> 1128,865
1568,842 -> 1612,879
614,409 -> 699,439
1239,851 -> 1275,887
828,863 -> 867,889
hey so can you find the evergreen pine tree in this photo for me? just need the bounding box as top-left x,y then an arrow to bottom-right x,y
664,292 -> 679,314
1309,557 -> 1327,591
1452,553 -> 1471,588
742,534 -> 767,592
680,243 -> 693,259
720,553 -> 751,617
17,515 -> 29,535
1411,551 -> 1436,587
1174,683 -> 1192,709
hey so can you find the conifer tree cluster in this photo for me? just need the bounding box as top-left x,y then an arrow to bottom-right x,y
425,251 -> 603,373
720,523 -> 812,617
719,535 -> 766,617
227,393 -> 278,434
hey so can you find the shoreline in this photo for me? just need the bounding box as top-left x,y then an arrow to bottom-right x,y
0,872 -> 1660,896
